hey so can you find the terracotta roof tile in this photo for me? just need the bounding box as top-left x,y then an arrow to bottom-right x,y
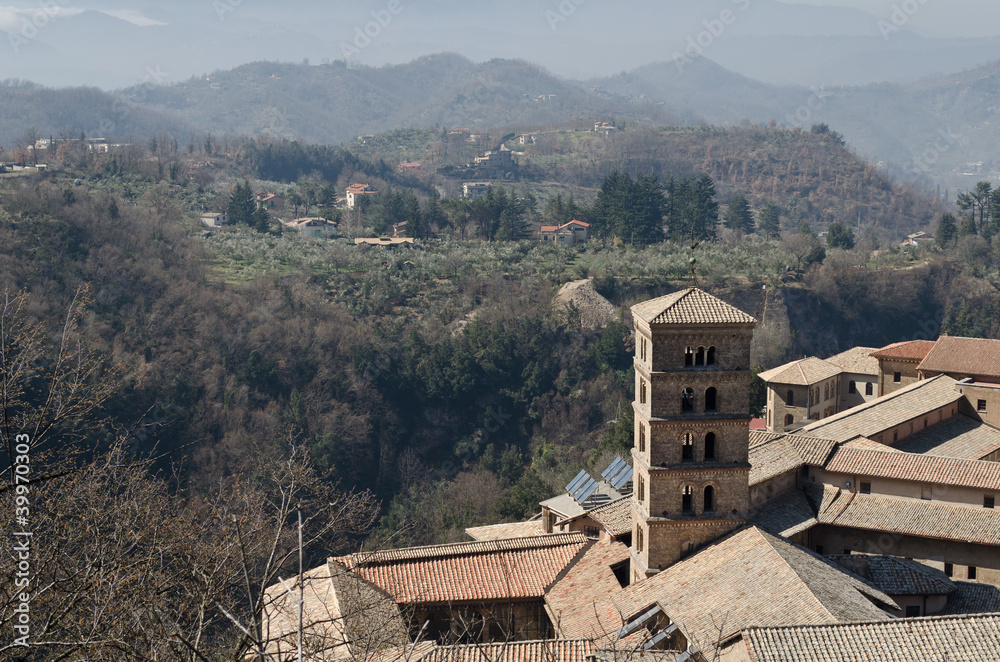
817,492 -> 1000,546
749,431 -> 838,484
870,339 -> 935,361
418,639 -> 595,662
757,357 -> 841,385
631,288 -> 756,326
547,541 -> 630,621
588,497 -> 633,537
918,335 -> 1000,378
895,414 -> 1000,460
465,521 -> 547,541
824,347 -> 879,376
741,613 -> 1000,662
752,489 -> 818,538
943,581 -> 1000,615
801,375 -> 961,443
335,534 -> 588,605
826,555 -> 955,596
823,445 -> 1000,491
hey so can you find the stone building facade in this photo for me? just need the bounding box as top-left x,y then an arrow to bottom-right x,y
630,288 -> 757,581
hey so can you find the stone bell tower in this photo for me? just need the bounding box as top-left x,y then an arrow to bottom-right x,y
629,288 -> 757,581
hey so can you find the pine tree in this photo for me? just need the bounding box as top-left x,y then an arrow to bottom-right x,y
252,204 -> 270,233
227,181 -> 256,226
757,200 -> 781,239
826,222 -> 855,250
723,193 -> 754,234
405,198 -> 425,239
937,212 -> 958,247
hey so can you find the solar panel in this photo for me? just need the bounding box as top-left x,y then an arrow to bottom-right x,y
566,469 -> 588,494
573,476 -> 596,502
602,456 -> 626,481
575,477 -> 600,505
610,464 -> 634,490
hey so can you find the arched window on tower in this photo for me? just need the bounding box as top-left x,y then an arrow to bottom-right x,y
682,486 -> 693,514
681,387 -> 694,412
684,346 -> 695,367
704,485 -> 715,512
695,346 -> 706,366
707,346 -> 716,365
639,425 -> 646,454
682,433 -> 694,461
640,380 -> 647,405
680,539 -> 694,559
705,387 -> 718,412
704,432 -> 716,460
787,390 -> 794,407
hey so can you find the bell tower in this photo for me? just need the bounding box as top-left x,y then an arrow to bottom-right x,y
629,288 -> 757,581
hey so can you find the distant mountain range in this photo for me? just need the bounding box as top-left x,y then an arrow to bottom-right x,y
3,50 -> 1000,190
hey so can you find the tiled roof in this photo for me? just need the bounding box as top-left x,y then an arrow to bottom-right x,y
895,414 -> 1000,460
335,534 -> 588,605
546,541 -> 631,622
752,488 -> 818,538
801,375 -> 961,443
631,288 -> 756,326
757,357 -> 841,385
826,555 -> 955,596
824,346 -> 879,376
465,520 -> 546,541
749,431 -> 838,484
823,445 -> 1000,491
740,613 -> 1000,662
842,436 -> 900,452
540,225 -> 559,232
816,491 -> 1000,546
554,527 -> 894,651
870,339 -> 936,361
943,581 -> 1000,615
588,497 -> 633,537
418,639 -> 595,662
918,335 -> 1000,378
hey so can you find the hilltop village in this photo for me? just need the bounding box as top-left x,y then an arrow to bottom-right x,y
262,288 -> 1000,661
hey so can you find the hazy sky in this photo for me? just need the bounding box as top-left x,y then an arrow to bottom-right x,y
777,0 -> 1000,37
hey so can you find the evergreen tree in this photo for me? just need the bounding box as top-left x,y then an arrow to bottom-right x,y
405,198 -> 425,239
593,172 -> 665,245
690,175 -> 719,241
757,200 -> 781,239
826,222 -> 855,250
227,180 -> 256,226
252,204 -> 270,233
937,212 -> 958,247
722,193 -> 754,234
959,214 -> 978,237
422,196 -> 446,235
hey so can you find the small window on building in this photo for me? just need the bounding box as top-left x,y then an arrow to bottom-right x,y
695,347 -> 706,366
893,372 -> 901,383
905,606 -> 921,618
848,380 -> 857,394
682,433 -> 694,461
685,347 -> 694,367
787,389 -> 795,407
640,380 -> 647,405
584,526 -> 600,540
637,528 -> 644,552
969,566 -> 978,580
681,387 -> 694,412
639,425 -> 646,454
704,432 -> 716,461
944,563 -> 953,577
860,482 -> 871,495
978,399 -> 988,412
986,496 -> 995,509
785,414 -> 794,427
638,476 -> 645,503
704,485 -> 715,512
681,486 -> 693,514
705,387 -> 718,412
865,382 -> 873,396
707,346 -> 716,365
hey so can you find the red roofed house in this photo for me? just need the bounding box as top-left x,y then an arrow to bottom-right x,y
871,339 -> 936,396
540,220 -> 589,246
346,183 -> 377,208
256,192 -> 285,211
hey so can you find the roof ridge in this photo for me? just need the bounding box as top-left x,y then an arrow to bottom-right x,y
804,374 -> 956,433
743,611 -> 999,633
347,532 -> 587,565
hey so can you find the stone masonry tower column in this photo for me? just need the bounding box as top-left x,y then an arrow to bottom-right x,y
629,288 -> 757,581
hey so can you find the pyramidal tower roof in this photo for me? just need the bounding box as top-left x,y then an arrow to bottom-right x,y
631,288 -> 757,326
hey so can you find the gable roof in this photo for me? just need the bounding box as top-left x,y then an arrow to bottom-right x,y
465,520 -> 546,541
757,357 -> 841,386
418,639 -> 595,662
823,445 -> 1000,491
739,613 -> 1000,662
334,534 -> 588,605
587,497 -> 633,537
553,526 -> 894,650
824,346 -> 879,376
546,541 -> 631,623
631,288 -> 756,326
815,491 -> 1000,546
870,339 -> 935,362
895,414 -> 1000,460
826,554 -> 955,596
943,581 -> 1000,615
918,335 -> 1000,378
800,375 -> 961,443
749,431 -> 838,484
752,488 -> 818,538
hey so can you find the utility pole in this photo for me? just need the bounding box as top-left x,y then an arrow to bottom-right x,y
298,508 -> 304,662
